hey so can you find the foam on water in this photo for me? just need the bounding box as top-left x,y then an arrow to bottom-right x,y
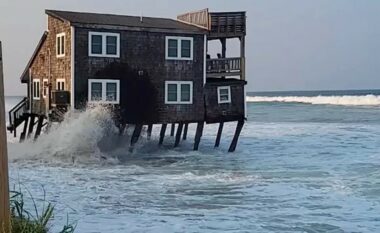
247,94 -> 380,106
5,95 -> 380,232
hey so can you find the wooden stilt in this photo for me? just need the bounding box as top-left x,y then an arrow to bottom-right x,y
130,124 -> 143,151
193,121 -> 204,151
34,115 -> 45,140
19,115 -> 29,142
158,124 -> 167,145
147,124 -> 153,140
215,122 -> 224,148
228,120 -> 244,152
118,123 -> 126,136
170,123 -> 175,136
26,115 -> 36,139
182,123 -> 188,140
174,123 -> 184,147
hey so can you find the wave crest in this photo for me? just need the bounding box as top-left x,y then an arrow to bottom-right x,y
246,95 -> 380,106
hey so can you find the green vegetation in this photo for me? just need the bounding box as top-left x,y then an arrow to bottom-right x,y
8,187 -> 75,233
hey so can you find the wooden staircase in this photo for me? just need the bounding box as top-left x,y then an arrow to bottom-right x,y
6,97 -> 28,137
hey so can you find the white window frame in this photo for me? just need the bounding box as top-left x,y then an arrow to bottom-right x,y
165,36 -> 193,60
217,86 -> 231,104
88,79 -> 120,104
42,79 -> 48,98
56,33 -> 65,58
32,79 -> 41,100
88,32 -> 120,58
56,78 -> 65,91
165,81 -> 193,104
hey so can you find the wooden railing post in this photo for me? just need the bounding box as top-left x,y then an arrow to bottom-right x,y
0,41 -> 11,232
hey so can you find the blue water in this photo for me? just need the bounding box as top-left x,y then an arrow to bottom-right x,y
5,90 -> 380,232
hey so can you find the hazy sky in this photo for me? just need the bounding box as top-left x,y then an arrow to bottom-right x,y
1,0 -> 380,95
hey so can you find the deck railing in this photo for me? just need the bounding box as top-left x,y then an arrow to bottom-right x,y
7,97 -> 28,134
209,12 -> 246,38
206,57 -> 242,75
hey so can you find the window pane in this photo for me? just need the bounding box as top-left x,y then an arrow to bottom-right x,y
61,36 -> 65,55
106,36 -> 117,55
180,84 -> 190,102
91,82 -> 102,101
219,88 -> 230,102
167,84 -> 177,102
220,89 -> 229,96
106,82 -> 117,101
181,40 -> 191,58
57,37 -> 61,55
91,35 -> 103,54
168,39 -> 178,58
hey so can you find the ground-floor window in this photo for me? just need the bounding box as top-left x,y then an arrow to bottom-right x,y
88,79 -> 120,104
165,81 -> 193,104
43,79 -> 48,98
217,86 -> 231,104
32,79 -> 40,100
56,79 -> 65,91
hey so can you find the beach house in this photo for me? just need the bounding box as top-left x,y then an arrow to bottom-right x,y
7,9 -> 247,151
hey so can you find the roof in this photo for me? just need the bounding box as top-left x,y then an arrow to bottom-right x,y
45,10 -> 207,33
20,31 -> 48,83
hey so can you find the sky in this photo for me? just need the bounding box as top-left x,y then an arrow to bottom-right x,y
1,0 -> 380,95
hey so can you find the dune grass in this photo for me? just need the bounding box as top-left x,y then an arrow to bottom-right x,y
7,186 -> 76,233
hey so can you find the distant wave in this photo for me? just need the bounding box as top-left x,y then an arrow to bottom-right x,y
246,95 -> 380,106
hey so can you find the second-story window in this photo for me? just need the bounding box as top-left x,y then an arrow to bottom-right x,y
165,36 -> 193,60
89,32 -> 120,58
56,33 -> 65,58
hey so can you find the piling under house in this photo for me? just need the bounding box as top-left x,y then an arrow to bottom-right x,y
7,9 -> 247,152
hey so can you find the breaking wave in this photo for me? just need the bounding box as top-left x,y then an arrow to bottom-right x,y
8,105 -> 123,164
246,95 -> 380,106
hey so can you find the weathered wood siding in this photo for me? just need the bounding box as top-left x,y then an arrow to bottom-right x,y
30,16 -> 71,114
74,28 -> 205,124
204,81 -> 245,123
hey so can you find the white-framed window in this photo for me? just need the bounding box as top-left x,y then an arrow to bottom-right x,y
165,81 -> 193,104
165,36 -> 193,60
56,79 -> 65,91
42,79 -> 48,98
88,79 -> 120,104
32,79 -> 40,100
217,86 -> 231,104
89,32 -> 120,58
56,33 -> 65,57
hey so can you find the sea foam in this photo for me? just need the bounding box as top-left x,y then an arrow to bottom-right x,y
247,95 -> 380,106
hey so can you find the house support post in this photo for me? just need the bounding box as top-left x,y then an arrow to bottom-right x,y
170,123 -> 175,136
118,123 -> 126,136
34,115 -> 45,140
182,123 -> 188,140
193,121 -> 204,151
0,40 -> 11,232
26,115 -> 36,139
147,124 -> 153,140
20,115 -> 30,142
158,124 -> 167,145
174,122 -> 184,147
215,122 -> 224,148
129,124 -> 143,152
228,120 -> 244,152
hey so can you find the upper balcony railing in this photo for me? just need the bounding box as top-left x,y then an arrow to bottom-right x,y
206,57 -> 243,78
177,9 -> 246,39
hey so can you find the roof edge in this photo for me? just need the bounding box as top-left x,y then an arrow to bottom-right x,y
20,31 -> 48,83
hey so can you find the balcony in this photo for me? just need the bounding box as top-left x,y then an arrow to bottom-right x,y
206,57 -> 243,78
177,9 -> 246,39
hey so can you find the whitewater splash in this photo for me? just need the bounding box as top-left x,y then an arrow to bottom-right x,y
8,105 -> 122,164
247,95 -> 380,106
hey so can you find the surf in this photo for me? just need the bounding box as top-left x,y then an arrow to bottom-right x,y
246,94 -> 380,106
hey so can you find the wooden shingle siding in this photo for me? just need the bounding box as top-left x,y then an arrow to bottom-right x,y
30,16 -> 72,115
74,28 -> 205,124
204,81 -> 245,123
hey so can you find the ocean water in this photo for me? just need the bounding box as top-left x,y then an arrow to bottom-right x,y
4,90 -> 380,233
